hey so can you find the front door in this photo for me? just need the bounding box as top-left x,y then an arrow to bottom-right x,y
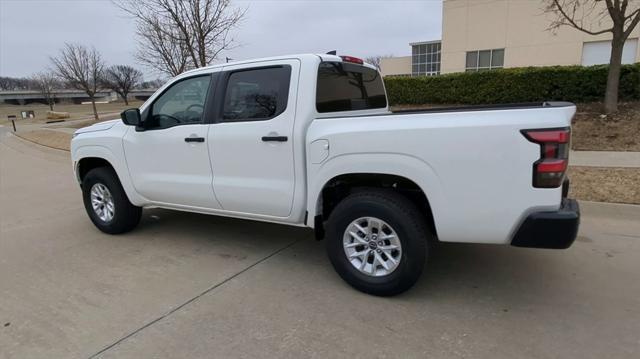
123,74 -> 221,209
209,60 -> 299,217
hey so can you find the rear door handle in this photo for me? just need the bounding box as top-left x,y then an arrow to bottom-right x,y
261,136 -> 288,142
185,137 -> 205,143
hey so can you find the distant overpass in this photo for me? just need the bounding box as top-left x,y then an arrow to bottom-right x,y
0,89 -> 158,105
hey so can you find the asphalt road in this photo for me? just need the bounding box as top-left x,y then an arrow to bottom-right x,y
1,128 -> 639,359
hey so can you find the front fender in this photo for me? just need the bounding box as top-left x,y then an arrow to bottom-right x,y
73,145 -> 146,206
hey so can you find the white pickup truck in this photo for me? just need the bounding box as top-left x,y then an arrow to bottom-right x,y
71,53 -> 580,296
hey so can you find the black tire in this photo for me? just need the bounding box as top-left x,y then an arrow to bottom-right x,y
82,167 -> 142,234
325,189 -> 430,296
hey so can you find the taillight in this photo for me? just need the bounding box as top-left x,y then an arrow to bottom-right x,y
522,128 -> 570,188
340,55 -> 364,65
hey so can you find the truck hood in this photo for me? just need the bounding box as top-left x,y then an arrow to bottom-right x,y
74,119 -> 120,135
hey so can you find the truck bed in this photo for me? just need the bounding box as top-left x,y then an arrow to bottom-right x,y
306,102 -> 576,245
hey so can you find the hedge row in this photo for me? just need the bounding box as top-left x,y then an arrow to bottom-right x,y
384,63 -> 640,105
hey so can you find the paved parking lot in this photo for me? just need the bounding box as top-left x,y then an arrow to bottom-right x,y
1,128 -> 639,359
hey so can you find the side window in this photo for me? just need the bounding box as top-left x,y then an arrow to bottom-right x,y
147,75 -> 211,130
222,66 -> 291,122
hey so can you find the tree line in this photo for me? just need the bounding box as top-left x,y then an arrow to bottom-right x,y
0,69 -> 163,108
0,61 -> 159,116
0,76 -> 162,92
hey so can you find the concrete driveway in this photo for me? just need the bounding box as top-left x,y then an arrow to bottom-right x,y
1,128 -> 639,359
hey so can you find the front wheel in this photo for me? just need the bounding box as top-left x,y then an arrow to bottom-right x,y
325,189 -> 430,296
82,167 -> 142,234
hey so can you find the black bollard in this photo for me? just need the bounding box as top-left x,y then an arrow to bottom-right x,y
8,115 -> 17,132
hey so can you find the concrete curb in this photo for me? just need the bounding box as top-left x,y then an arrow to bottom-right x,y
10,131 -> 70,153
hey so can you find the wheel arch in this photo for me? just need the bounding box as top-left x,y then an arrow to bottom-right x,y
307,153 -> 445,240
77,157 -> 114,184
73,145 -> 146,206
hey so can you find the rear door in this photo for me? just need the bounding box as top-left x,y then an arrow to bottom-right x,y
209,60 -> 300,217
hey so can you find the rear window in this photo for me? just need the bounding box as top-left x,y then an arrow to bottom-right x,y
316,62 -> 387,113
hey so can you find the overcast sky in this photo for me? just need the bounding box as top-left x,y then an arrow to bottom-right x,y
0,0 -> 442,79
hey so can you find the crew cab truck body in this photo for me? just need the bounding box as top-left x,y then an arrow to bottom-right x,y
71,54 -> 580,296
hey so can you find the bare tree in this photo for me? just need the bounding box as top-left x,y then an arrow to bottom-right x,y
51,43 -> 104,120
31,71 -> 59,110
365,55 -> 393,70
134,17 -> 193,77
114,0 -> 246,75
102,65 -> 143,105
545,0 -> 640,114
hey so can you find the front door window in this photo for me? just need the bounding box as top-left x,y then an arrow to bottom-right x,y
146,76 -> 211,130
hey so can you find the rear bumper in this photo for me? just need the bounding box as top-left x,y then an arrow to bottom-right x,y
511,199 -> 580,249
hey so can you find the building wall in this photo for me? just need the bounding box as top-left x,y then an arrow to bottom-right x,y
441,0 -> 640,73
379,56 -> 412,76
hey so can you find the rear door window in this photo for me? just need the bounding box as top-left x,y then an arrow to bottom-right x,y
316,62 -> 387,113
222,66 -> 291,122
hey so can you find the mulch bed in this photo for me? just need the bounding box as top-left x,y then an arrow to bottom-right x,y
572,102 -> 640,152
568,166 -> 640,204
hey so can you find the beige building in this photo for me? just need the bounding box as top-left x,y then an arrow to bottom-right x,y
380,0 -> 640,76
379,56 -> 412,77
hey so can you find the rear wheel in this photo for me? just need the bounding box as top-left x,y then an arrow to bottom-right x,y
82,167 -> 142,234
325,189 -> 430,296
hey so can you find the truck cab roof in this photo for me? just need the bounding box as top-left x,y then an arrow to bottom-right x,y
180,53 -> 378,76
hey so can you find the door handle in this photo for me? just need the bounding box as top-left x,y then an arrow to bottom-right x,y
185,137 -> 205,143
261,136 -> 288,142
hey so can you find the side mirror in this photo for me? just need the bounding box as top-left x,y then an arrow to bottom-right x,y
121,108 -> 142,126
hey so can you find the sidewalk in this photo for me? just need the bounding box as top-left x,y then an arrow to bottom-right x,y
570,151 -> 640,168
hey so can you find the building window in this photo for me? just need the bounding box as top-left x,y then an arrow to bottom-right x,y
412,42 -> 441,76
465,49 -> 504,71
582,39 -> 638,66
